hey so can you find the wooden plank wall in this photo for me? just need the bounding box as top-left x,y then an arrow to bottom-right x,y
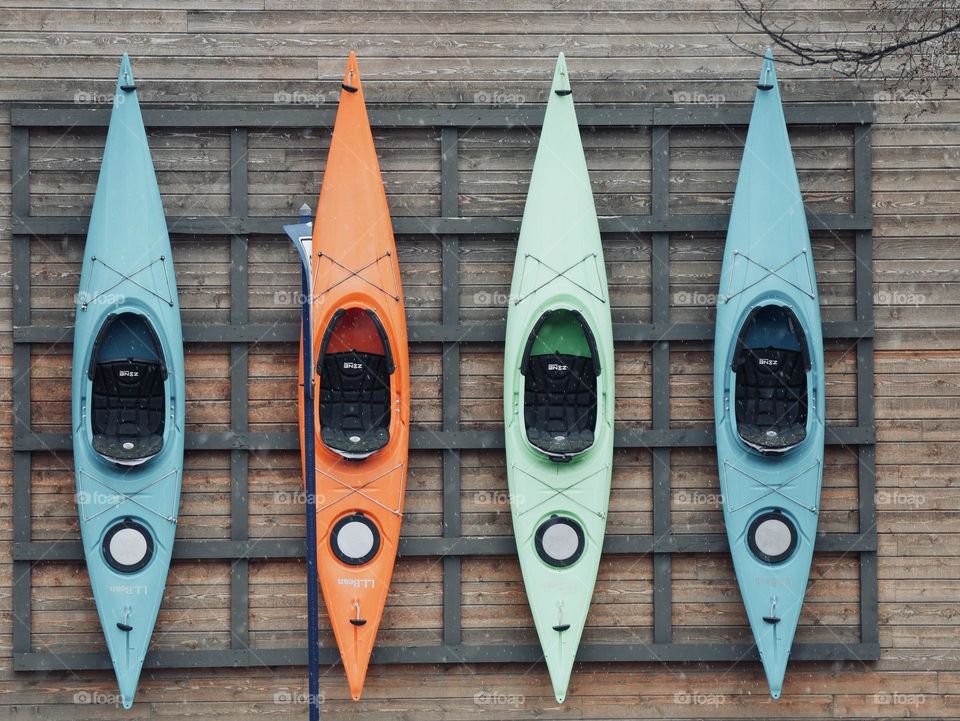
1,2 -> 958,718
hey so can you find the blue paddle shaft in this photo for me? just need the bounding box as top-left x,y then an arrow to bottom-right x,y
287,222 -> 321,721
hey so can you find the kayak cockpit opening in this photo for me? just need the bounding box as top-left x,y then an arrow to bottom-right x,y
88,312 -> 167,466
732,305 -> 811,455
317,308 -> 394,460
521,309 -> 601,462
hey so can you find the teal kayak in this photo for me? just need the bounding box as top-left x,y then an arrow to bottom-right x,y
713,50 -> 825,699
504,53 -> 615,703
72,54 -> 184,709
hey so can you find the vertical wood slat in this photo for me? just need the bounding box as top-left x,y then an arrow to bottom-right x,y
853,123 -> 878,646
440,126 -> 462,646
11,126 -> 32,656
650,125 -> 672,645
229,129 -> 250,649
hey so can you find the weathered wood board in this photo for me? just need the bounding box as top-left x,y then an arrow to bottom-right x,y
0,2 -> 958,719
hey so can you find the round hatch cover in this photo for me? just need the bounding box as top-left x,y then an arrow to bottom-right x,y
103,518 -> 154,573
747,511 -> 798,564
330,513 -> 381,566
535,516 -> 585,568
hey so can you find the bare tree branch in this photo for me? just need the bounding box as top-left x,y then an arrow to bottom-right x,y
733,0 -> 960,71
728,1 -> 959,114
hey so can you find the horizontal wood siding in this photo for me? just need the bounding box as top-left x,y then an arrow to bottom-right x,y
0,3 -> 957,719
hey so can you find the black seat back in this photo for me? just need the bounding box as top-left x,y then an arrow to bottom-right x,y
524,354 -> 597,459
319,350 -> 390,456
92,359 -> 165,462
735,347 -> 807,451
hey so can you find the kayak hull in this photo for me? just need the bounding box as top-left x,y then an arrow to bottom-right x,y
297,52 -> 410,701
713,50 -> 825,699
504,54 -> 615,704
72,54 -> 184,710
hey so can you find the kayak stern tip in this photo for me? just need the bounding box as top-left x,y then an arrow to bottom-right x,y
545,643 -> 573,704
117,676 -> 138,709
342,51 -> 362,94
757,48 -> 776,91
346,662 -> 368,702
759,649 -> 788,701
551,52 -> 571,96
551,676 -> 570,704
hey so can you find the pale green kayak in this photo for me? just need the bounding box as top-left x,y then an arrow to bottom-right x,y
504,53 -> 615,703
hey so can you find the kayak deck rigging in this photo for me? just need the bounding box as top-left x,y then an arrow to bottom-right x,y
315,250 -> 401,302
77,467 -> 180,524
313,462 -> 405,517
720,249 -> 815,304
80,255 -> 175,310
514,252 -> 606,305
722,459 -> 821,514
513,463 -> 609,520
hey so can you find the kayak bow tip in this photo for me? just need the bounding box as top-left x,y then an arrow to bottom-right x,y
342,51 -> 361,94
757,48 -> 776,91
117,52 -> 137,93
552,52 -> 572,96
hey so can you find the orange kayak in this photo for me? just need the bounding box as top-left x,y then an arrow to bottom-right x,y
297,52 -> 409,701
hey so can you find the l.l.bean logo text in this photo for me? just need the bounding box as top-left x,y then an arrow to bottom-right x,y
337,578 -> 375,589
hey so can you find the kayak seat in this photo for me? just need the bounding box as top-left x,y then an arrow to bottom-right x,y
91,359 -> 165,464
524,354 -> 597,459
320,350 -> 390,460
735,346 -> 807,452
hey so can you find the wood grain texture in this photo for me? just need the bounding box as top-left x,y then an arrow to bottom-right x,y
0,1 -> 957,718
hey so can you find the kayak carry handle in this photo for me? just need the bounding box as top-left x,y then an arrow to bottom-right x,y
757,62 -> 774,91
342,83 -> 358,93
763,597 -> 780,624
120,73 -> 137,93
350,600 -> 367,626
554,89 -> 572,97
553,601 -> 569,631
117,608 -> 133,632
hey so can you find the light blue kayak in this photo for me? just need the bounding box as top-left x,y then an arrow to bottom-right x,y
713,49 -> 825,699
72,54 -> 184,709
504,54 -> 615,703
